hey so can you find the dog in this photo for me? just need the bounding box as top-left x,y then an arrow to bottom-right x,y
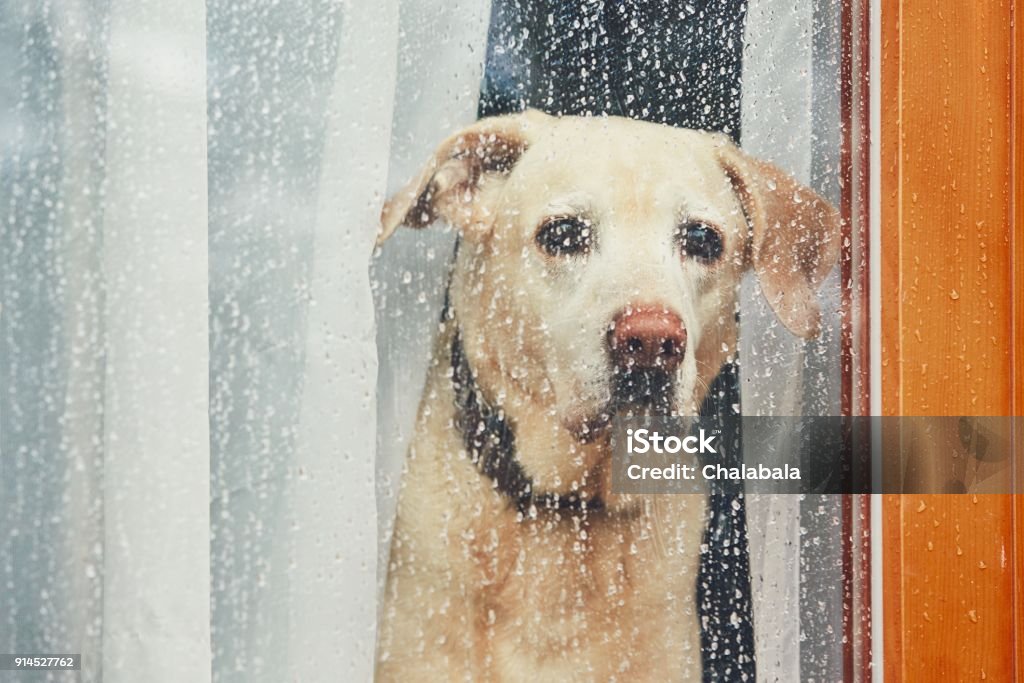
375,110 -> 839,681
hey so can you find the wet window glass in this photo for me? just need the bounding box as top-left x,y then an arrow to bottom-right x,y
0,0 -> 871,680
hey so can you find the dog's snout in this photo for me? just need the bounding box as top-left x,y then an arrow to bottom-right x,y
607,306 -> 687,372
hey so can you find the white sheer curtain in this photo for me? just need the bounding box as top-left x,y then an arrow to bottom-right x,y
283,0 -> 397,678
740,2 -> 815,679
741,1 -> 844,679
1,0 -> 388,679
100,0 -> 210,680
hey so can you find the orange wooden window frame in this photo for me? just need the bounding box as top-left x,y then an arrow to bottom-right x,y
881,1 -> 1023,681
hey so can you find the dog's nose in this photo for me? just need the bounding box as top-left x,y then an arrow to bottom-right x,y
607,306 -> 687,372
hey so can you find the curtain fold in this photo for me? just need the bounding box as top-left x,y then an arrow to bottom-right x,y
739,3 -> 814,677
740,1 -> 845,680
100,0 -> 211,680
282,0 -> 399,678
56,2 -> 111,679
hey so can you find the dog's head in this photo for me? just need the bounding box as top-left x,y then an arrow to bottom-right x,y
380,111 -> 839,497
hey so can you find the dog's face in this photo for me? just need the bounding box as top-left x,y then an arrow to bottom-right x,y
380,111 -> 839,494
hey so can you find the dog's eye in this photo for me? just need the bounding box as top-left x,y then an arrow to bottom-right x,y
536,217 -> 593,257
678,222 -> 723,263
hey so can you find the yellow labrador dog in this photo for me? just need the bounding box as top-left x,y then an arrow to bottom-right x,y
375,110 -> 838,681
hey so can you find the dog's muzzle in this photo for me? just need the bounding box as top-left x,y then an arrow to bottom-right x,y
607,304 -> 686,412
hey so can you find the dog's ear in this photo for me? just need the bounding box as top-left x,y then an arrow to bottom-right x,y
378,111 -> 548,245
717,141 -> 841,339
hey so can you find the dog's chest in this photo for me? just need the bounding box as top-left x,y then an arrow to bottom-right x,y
459,510 -> 703,680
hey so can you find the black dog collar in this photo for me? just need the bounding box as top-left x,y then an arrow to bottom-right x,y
449,327 -> 604,515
